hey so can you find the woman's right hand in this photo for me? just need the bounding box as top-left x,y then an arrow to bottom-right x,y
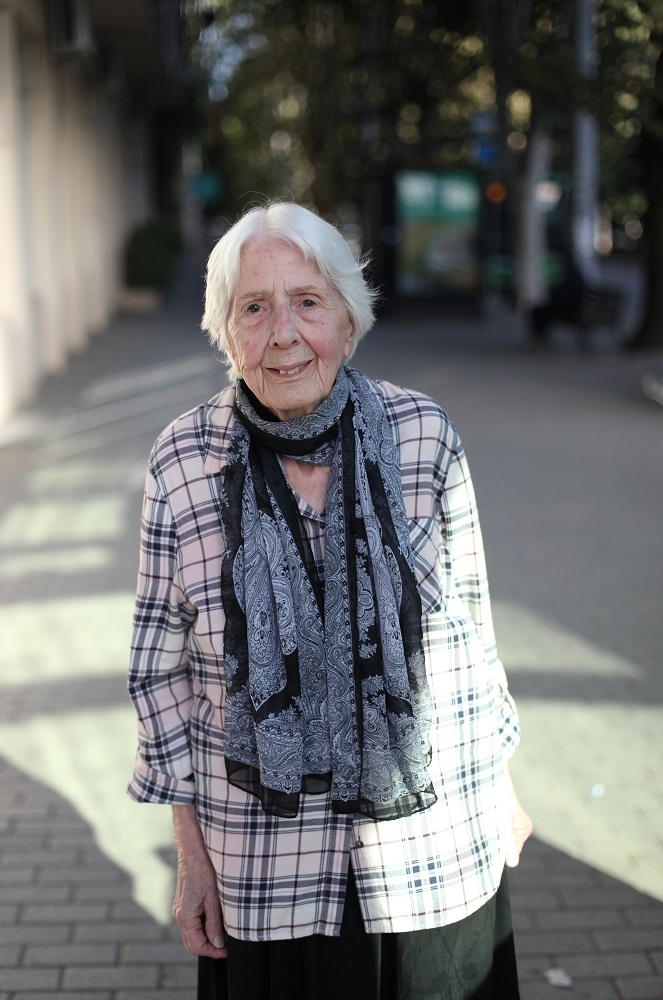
172,804 -> 228,959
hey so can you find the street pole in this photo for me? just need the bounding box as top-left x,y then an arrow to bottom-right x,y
572,0 -> 600,282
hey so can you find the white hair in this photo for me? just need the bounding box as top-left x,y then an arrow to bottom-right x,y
202,202 -> 378,381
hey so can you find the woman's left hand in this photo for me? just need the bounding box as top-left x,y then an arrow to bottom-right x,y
172,804 -> 228,959
503,768 -> 533,868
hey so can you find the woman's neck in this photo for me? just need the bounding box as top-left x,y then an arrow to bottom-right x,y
280,458 -> 330,515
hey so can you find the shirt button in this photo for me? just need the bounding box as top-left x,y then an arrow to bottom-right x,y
355,838 -> 364,848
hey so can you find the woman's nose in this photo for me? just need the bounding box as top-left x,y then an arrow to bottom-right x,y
270,303 -> 300,346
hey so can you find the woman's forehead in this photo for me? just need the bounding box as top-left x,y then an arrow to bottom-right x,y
238,237 -> 323,280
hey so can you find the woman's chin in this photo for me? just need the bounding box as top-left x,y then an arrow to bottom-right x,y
251,376 -> 329,421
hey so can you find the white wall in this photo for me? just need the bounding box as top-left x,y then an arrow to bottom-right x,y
0,0 -> 152,428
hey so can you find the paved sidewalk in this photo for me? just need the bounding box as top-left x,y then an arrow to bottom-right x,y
1,258 -> 662,999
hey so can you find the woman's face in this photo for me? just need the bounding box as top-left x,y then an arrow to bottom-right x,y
227,237 -> 355,421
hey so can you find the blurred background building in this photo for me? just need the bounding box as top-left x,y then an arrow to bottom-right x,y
2,1 -> 661,433
0,0 -> 187,428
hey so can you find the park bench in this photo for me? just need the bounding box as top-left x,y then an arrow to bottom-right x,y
573,284 -> 624,348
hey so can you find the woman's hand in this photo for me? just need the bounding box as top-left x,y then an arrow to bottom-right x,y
172,804 -> 228,959
503,768 -> 533,868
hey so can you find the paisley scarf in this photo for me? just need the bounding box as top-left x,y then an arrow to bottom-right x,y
217,366 -> 436,820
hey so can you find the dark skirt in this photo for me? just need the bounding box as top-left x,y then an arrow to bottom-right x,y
198,869 -> 520,1000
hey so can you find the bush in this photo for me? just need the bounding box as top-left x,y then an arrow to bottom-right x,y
122,222 -> 183,290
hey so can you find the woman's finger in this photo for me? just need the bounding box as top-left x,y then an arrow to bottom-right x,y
179,908 -> 228,959
505,807 -> 533,868
202,893 -> 228,956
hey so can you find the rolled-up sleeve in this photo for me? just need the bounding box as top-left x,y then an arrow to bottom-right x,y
127,461 -> 197,804
439,438 -> 520,759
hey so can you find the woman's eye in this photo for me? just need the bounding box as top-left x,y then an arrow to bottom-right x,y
301,298 -> 317,308
246,303 -> 262,314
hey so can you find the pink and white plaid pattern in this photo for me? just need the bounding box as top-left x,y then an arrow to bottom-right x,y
128,378 -> 520,940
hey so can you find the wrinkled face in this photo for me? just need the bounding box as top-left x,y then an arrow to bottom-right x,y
227,237 -> 355,421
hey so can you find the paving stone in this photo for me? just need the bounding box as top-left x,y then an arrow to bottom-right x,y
520,981 -> 620,1000
2,884 -> 71,903
47,831 -> 107,848
615,977 -> 663,1000
594,929 -> 663,953
0,868 -> 35,884
38,865 -> 128,884
62,964 -> 160,989
510,871 -> 602,890
558,889 -> 658,910
0,968 -> 62,990
0,904 -> 19,923
12,994 -> 112,1000
0,832 -> 49,848
562,983 -> 623,1000
514,955 -> 555,982
110,901 -> 156,921
512,910 -> 537,931
1,925 -> 72,945
0,945 -> 21,965
535,909 -> 627,930
515,930 -> 595,955
74,922 -> 164,943
545,855 -> 610,874
120,942 -> 190,963
73,884 -> 136,902
556,953 -> 654,977
625,910 -> 663,928
1,850 -> 81,867
510,890 -> 562,911
114,993 -> 194,999
594,871 -> 661,892
23,943 -> 118,966
19,902 -> 109,924
159,960 -> 198,988
13,818 -> 60,833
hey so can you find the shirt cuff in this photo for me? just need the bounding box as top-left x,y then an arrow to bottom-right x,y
127,754 -> 196,805
497,692 -> 521,761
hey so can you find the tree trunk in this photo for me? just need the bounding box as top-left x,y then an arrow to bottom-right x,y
514,110 -> 551,309
474,0 -> 535,306
627,41 -> 663,350
627,127 -> 663,349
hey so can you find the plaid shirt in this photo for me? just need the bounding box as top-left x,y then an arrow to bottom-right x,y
128,377 -> 520,940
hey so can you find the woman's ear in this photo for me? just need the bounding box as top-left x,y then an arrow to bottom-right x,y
343,317 -> 356,359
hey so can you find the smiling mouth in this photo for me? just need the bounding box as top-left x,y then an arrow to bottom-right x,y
269,361 -> 311,377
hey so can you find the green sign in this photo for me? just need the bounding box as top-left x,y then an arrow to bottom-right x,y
188,171 -> 224,205
395,171 -> 481,296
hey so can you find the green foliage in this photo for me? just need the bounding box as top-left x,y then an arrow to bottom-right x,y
123,222 -> 183,290
183,0 -> 662,223
184,0 -> 496,214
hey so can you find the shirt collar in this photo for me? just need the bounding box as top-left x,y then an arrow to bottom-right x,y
202,384 -> 236,476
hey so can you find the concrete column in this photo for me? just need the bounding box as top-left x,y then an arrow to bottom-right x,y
573,0 -> 600,281
98,105 -> 127,313
59,65 -> 86,353
29,33 -> 67,375
0,9 -> 30,424
86,92 -> 123,335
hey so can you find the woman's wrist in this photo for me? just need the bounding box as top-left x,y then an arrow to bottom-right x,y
172,803 -> 209,860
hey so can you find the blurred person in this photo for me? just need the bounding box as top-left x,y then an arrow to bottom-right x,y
528,247 -> 585,349
127,202 -> 532,1000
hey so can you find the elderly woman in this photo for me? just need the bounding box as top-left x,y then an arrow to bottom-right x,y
128,202 -> 532,1000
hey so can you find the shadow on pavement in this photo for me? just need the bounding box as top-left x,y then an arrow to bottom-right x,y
1,255 -> 662,998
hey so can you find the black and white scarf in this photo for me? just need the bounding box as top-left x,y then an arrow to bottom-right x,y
217,366 -> 436,821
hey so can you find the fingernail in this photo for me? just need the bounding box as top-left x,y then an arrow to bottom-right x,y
213,936 -> 224,948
